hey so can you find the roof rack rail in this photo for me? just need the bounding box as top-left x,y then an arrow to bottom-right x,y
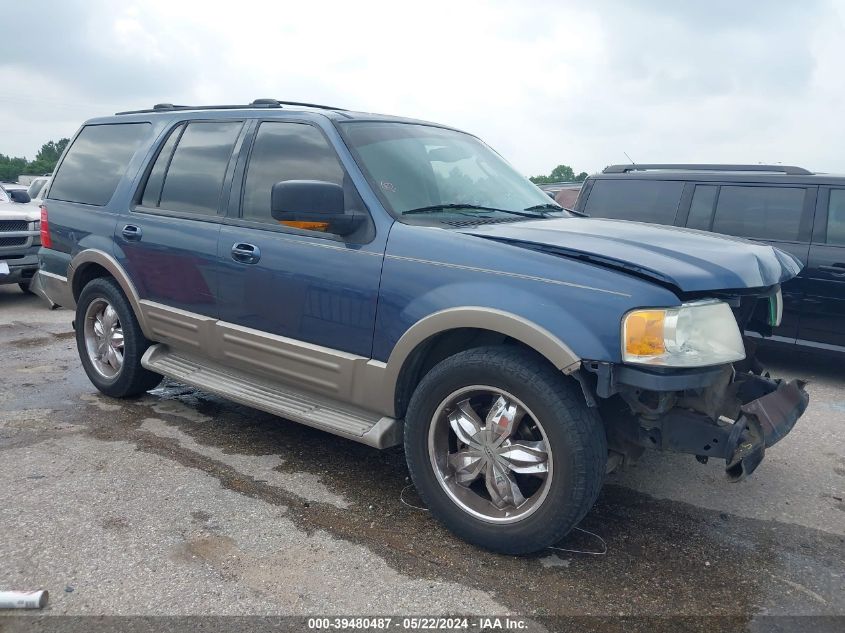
602,163 -> 813,176
115,98 -> 347,116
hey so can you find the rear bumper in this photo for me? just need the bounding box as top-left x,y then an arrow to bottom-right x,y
0,254 -> 39,285
30,270 -> 74,308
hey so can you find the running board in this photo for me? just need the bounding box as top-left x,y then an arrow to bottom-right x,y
141,345 -> 402,448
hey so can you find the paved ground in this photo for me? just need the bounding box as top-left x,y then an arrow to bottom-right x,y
1,284 -> 843,623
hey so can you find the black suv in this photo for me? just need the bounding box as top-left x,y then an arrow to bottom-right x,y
574,164 -> 845,355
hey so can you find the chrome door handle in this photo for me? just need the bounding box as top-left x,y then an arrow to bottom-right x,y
121,224 -> 142,241
231,242 -> 261,264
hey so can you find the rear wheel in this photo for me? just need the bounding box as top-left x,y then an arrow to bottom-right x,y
404,346 -> 606,554
75,277 -> 162,398
19,282 -> 34,295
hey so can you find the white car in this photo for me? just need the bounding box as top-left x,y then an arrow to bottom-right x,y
27,176 -> 50,204
0,184 -> 41,293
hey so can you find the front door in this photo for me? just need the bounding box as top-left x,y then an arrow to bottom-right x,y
217,120 -> 383,360
799,187 -> 845,351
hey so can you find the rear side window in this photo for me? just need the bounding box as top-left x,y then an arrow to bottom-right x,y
141,121 -> 242,216
49,123 -> 150,206
711,186 -> 804,242
583,180 -> 683,225
827,189 -> 845,246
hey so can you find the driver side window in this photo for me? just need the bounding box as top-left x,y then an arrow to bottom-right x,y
241,122 -> 357,232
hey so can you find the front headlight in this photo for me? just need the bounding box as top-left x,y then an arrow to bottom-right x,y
622,300 -> 745,367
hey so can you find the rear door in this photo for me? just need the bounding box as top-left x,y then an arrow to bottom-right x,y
685,183 -> 813,342
798,187 -> 845,351
115,119 -> 248,319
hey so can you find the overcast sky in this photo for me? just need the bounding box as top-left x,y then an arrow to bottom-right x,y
2,0 -> 844,177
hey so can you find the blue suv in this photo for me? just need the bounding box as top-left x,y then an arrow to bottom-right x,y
34,100 -> 809,554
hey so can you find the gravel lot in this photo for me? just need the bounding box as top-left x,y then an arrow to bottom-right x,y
1,284 -> 843,624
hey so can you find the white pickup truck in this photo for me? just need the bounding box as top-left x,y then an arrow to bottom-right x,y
0,184 -> 41,293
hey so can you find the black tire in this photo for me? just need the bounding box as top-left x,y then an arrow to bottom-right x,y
19,282 -> 34,295
75,277 -> 162,398
404,346 -> 607,554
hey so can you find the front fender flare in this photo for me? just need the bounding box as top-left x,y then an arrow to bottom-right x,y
374,307 -> 581,415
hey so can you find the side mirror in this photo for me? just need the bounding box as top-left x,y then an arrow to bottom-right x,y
270,180 -> 364,236
9,190 -> 31,204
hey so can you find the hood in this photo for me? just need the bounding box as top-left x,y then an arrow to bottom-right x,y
0,201 -> 40,222
460,218 -> 802,293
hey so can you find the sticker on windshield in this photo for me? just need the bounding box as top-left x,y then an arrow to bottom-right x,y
380,181 -> 396,193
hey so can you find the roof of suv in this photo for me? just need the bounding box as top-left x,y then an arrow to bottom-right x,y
94,98 -> 451,129
592,163 -> 845,186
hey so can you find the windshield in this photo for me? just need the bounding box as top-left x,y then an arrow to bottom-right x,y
340,122 -> 560,218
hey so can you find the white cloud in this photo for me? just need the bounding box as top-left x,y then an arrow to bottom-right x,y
1,0 -> 843,176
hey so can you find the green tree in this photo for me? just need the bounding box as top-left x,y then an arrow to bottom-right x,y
0,154 -> 29,182
27,138 -> 70,176
530,164 -> 587,184
549,164 -> 575,182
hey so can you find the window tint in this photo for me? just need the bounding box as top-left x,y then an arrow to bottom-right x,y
711,186 -> 804,241
686,185 -> 717,230
827,189 -> 845,246
49,123 -> 150,206
141,123 -> 183,208
583,180 -> 683,224
28,179 -> 46,199
156,121 -> 242,215
242,122 -> 346,223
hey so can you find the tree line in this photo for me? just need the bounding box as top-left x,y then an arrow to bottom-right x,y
530,164 -> 588,185
0,139 -> 70,182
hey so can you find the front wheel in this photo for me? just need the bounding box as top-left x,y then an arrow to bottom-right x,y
404,346 -> 607,554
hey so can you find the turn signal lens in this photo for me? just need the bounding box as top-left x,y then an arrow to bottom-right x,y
621,300 -> 745,367
624,310 -> 666,356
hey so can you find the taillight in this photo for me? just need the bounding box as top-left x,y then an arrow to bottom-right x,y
40,205 -> 52,249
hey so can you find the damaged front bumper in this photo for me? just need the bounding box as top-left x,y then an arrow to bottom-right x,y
590,364 -> 809,481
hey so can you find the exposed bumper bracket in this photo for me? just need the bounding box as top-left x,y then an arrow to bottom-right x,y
635,376 -> 808,482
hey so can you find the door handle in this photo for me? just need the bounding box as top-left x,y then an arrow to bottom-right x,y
121,224 -> 142,241
231,242 -> 261,264
819,264 -> 845,276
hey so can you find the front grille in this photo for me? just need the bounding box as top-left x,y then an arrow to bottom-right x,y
0,236 -> 27,247
0,220 -> 29,232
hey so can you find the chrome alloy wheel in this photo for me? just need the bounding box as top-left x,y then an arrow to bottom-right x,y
428,386 -> 553,523
83,298 -> 125,379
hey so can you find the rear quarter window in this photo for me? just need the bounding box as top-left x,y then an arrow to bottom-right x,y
583,179 -> 683,225
48,123 -> 151,206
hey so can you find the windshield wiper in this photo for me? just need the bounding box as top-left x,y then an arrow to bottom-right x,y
404,204 -> 546,218
524,203 -> 588,217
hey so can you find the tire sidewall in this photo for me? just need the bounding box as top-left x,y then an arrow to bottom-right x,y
405,348 -> 604,553
75,278 -> 154,398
